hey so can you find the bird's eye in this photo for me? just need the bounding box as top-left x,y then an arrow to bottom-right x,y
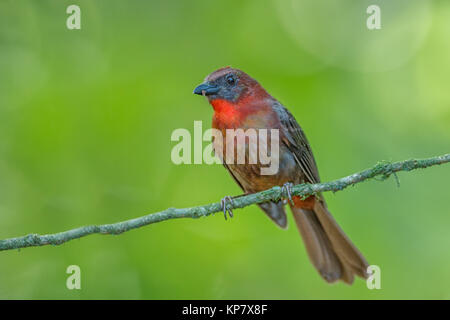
226,74 -> 235,85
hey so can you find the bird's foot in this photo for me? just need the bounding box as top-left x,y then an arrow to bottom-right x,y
220,196 -> 235,220
281,182 -> 295,206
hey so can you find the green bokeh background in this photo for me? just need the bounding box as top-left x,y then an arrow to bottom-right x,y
0,0 -> 449,299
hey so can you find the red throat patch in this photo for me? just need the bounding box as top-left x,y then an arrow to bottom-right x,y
210,99 -> 239,125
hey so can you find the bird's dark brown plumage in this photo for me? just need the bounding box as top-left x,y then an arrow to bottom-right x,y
194,67 -> 369,284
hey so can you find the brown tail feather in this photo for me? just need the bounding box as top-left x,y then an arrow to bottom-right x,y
290,201 -> 369,284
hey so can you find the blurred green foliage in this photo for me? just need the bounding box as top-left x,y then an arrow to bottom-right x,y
0,0 -> 449,299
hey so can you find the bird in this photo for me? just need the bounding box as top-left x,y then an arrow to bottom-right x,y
193,67 -> 369,284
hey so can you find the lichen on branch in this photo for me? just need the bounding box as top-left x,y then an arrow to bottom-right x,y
0,154 -> 449,252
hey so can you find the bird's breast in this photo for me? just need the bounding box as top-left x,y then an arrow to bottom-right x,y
210,110 -> 300,191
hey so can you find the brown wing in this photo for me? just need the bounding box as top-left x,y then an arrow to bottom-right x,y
222,162 -> 245,192
273,102 -> 369,283
273,102 -> 321,184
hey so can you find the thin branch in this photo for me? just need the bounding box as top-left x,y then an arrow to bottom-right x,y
1,154 -> 449,252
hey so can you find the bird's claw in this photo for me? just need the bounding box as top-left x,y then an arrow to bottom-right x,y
220,196 -> 234,220
282,182 -> 295,206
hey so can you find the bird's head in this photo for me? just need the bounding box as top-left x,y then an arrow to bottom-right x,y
193,67 -> 270,111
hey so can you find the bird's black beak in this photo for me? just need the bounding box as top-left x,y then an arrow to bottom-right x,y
193,83 -> 220,96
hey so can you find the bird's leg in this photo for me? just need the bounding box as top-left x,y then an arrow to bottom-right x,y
220,196 -> 235,220
281,182 -> 295,206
